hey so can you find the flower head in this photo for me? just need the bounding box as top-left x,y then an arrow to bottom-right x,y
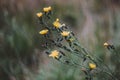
49,50 -> 59,59
53,18 -> 62,28
36,12 -> 43,18
89,63 -> 96,69
43,6 -> 52,12
61,31 -> 70,37
39,29 -> 49,35
103,42 -> 115,50
104,42 -> 109,47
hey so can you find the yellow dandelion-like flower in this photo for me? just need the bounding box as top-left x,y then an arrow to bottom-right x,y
61,31 -> 70,37
89,63 -> 96,69
36,12 -> 43,18
53,18 -> 61,28
104,42 -> 109,47
39,29 -> 48,35
49,50 -> 59,59
43,6 -> 52,12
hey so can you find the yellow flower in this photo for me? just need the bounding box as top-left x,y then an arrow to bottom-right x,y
36,12 -> 43,18
104,42 -> 109,47
43,6 -> 52,12
61,31 -> 70,37
49,50 -> 59,59
89,63 -> 96,69
53,18 -> 61,28
39,29 -> 48,35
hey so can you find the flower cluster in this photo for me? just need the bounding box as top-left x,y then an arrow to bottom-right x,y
36,6 -> 117,80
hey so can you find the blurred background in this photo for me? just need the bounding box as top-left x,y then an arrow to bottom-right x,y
0,0 -> 120,80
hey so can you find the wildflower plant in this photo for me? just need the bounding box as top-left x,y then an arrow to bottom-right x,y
36,6 -> 119,80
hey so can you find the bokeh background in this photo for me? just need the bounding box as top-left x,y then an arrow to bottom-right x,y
0,0 -> 120,80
